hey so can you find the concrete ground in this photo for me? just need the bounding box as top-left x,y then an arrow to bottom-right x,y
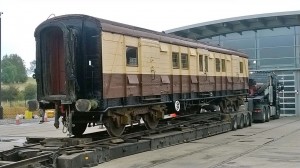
98,116 -> 300,168
0,117 -> 300,168
0,119 -> 101,152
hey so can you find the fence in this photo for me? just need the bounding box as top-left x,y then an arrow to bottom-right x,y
1,100 -> 39,119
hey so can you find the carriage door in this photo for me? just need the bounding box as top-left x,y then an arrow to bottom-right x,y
140,38 -> 161,96
46,27 -> 66,95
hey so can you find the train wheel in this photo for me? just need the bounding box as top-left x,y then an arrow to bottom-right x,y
104,117 -> 125,137
143,113 -> 159,130
72,123 -> 87,137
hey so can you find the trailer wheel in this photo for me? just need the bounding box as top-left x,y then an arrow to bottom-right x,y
244,114 -> 250,127
247,113 -> 252,127
231,116 -> 237,131
238,115 -> 244,129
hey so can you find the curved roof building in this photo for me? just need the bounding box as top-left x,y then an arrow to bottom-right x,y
166,11 -> 300,116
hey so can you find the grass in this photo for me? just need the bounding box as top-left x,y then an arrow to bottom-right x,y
1,77 -> 37,118
2,77 -> 36,91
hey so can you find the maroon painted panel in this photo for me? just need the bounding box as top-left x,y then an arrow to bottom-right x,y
102,73 -> 249,99
48,28 -> 65,95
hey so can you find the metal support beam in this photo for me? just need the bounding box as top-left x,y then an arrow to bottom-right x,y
276,16 -> 285,25
222,22 -> 234,31
239,20 -> 250,27
205,25 -> 218,33
257,18 -> 268,27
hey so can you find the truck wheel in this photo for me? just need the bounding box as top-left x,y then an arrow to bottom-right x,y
265,107 -> 270,122
260,107 -> 266,123
231,116 -> 237,131
273,105 -> 280,119
238,115 -> 244,129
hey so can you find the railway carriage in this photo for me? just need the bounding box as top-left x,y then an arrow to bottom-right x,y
34,14 -> 248,137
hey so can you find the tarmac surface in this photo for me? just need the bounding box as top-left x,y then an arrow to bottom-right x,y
98,116 -> 300,168
0,117 -> 300,168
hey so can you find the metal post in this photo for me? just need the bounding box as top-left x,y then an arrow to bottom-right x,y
0,12 -> 3,119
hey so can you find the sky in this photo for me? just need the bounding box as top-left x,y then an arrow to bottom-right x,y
1,0 -> 300,68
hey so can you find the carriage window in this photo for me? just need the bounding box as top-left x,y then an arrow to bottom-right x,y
126,46 -> 138,66
181,53 -> 189,69
240,61 -> 244,73
199,55 -> 203,72
221,59 -> 226,72
204,55 -> 208,72
172,52 -> 179,69
215,58 -> 220,72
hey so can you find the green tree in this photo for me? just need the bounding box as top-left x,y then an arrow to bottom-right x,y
1,86 -> 19,102
2,54 -> 28,84
23,83 -> 37,100
2,62 -> 17,84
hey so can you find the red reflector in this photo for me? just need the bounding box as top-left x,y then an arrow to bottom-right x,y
170,113 -> 177,118
254,109 -> 262,112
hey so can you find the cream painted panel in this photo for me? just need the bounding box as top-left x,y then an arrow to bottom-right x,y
140,38 -> 160,75
189,48 -> 197,56
226,55 -> 232,78
220,54 -> 227,77
180,46 -> 189,76
239,57 -> 248,78
102,32 -> 125,74
206,52 -> 215,77
197,49 -> 209,55
124,36 -> 139,74
171,45 -> 179,52
171,45 -> 180,75
214,52 -> 222,77
231,55 -> 240,77
180,46 -> 188,54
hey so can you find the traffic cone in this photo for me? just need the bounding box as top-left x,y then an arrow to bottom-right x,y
16,114 -> 20,125
44,112 -> 48,122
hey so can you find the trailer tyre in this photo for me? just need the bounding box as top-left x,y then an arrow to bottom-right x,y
247,113 -> 252,127
244,114 -> 250,127
231,116 -> 237,131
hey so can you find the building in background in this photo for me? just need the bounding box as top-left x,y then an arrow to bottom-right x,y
166,11 -> 300,116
